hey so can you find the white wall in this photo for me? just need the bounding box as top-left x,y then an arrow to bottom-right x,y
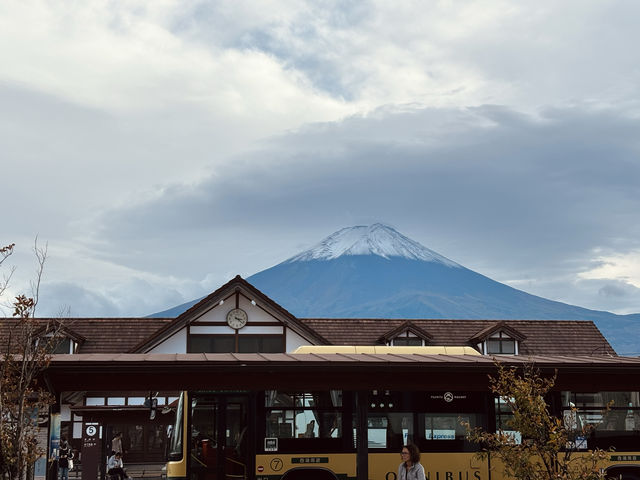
286,329 -> 313,352
194,295 -> 277,323
149,329 -> 187,353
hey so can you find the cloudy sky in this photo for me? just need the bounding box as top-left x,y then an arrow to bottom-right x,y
2,0 -> 640,318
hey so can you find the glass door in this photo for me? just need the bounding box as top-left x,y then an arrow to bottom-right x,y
190,394 -> 250,480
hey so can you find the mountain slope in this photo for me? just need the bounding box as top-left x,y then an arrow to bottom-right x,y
150,224 -> 640,354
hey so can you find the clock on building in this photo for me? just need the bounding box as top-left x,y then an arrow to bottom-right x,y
226,308 -> 248,329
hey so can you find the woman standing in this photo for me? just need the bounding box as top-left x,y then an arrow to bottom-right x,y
398,444 -> 426,480
58,437 -> 72,480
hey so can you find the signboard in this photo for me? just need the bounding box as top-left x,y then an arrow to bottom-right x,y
48,413 -> 61,480
264,438 -> 278,452
82,421 -> 101,479
48,413 -> 61,460
292,457 -> 329,464
426,429 -> 456,440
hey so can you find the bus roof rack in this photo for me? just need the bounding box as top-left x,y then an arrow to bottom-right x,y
291,345 -> 481,355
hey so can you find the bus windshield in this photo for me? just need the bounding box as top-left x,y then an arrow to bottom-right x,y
168,392 -> 184,461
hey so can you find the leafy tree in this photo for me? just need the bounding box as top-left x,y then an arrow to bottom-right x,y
0,241 -> 64,480
467,363 -> 607,480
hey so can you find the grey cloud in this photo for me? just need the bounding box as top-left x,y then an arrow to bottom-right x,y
171,1 -> 373,99
39,283 -> 122,318
83,105 -> 640,304
38,277 -> 190,318
599,283 -> 632,298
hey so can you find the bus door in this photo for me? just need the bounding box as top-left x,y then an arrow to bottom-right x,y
190,394 -> 251,480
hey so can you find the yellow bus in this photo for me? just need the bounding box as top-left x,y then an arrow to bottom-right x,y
165,348 -> 640,480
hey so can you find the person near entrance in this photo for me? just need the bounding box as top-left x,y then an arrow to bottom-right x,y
58,437 -> 73,480
110,432 -> 123,455
107,452 -> 128,480
398,444 -> 426,480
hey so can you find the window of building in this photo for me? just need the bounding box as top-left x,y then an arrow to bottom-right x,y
189,335 -> 284,353
238,335 -> 284,353
392,337 -> 424,346
190,335 -> 235,353
72,413 -> 83,439
485,331 -> 517,354
36,334 -> 77,354
390,331 -> 425,347
51,337 -> 75,354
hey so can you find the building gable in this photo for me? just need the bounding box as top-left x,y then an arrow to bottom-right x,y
378,321 -> 433,346
131,275 -> 328,353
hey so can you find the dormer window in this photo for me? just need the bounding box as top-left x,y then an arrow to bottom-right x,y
51,337 -> 77,354
34,328 -> 83,354
470,322 -> 525,355
391,331 -> 425,346
379,321 -> 432,347
485,331 -> 517,355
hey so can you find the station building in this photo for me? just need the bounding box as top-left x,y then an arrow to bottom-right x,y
3,275 -> 621,476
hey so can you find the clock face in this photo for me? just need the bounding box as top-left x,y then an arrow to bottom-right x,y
226,308 -> 248,329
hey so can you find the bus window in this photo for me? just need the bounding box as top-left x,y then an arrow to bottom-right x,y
265,391 -> 344,441
420,413 -> 477,441
415,413 -> 482,452
495,396 -> 522,444
265,391 -> 342,408
563,391 -> 640,450
367,413 -> 413,449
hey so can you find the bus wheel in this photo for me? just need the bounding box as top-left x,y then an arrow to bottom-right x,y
281,468 -> 338,480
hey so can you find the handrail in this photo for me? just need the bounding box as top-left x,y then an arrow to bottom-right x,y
225,456 -> 246,479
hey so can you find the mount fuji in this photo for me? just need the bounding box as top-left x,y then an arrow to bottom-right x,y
150,224 -> 640,354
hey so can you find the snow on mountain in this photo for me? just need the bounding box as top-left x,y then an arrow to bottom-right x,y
148,223 -> 640,355
284,223 -> 461,267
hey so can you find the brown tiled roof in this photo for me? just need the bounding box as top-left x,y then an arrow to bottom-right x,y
0,318 -> 173,354
298,318 -> 616,356
0,316 -> 615,357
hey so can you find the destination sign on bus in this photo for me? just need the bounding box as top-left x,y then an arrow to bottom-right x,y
292,457 -> 329,464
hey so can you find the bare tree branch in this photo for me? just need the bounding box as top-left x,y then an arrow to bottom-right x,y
0,240 -> 63,480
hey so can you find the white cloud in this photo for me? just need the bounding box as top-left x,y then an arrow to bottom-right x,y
3,0 -> 640,317
579,250 -> 640,289
0,1 -> 350,117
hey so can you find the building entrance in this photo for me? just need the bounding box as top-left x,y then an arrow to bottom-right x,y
190,394 -> 251,480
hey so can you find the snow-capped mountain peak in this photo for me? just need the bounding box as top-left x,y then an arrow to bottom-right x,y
284,223 -> 461,267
